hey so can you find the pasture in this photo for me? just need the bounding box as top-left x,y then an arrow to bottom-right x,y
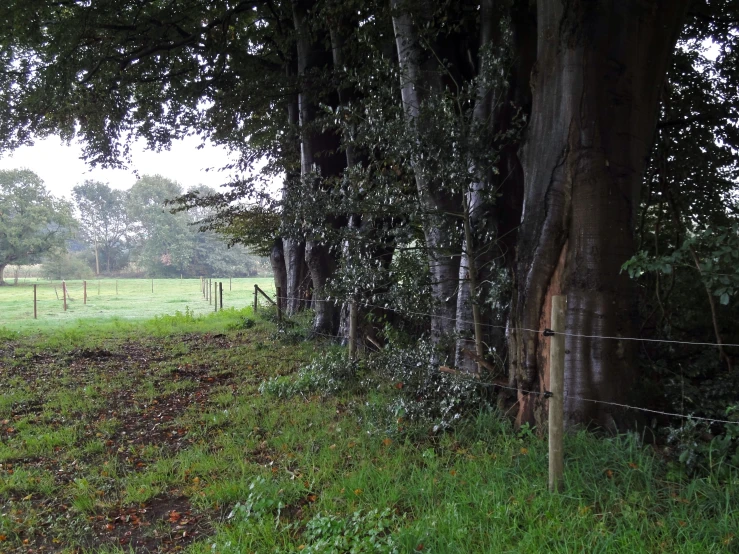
0,278 -> 275,333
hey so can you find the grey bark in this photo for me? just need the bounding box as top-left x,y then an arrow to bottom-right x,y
454,0 -> 498,373
510,0 -> 689,428
392,0 -> 461,348
292,0 -> 343,334
283,238 -> 305,315
270,238 -> 288,312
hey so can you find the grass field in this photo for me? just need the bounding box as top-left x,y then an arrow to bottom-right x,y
0,278 -> 275,333
0,307 -> 737,552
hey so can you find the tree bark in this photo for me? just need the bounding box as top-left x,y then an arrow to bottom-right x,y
305,240 -> 335,335
293,0 -> 344,334
0,263 -> 6,285
454,0 -> 498,373
283,237 -> 305,315
392,0 -> 461,350
510,0 -> 689,428
270,238 -> 288,312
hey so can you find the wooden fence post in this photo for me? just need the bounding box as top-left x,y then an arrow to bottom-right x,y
229,277 -> 232,291
62,281 -> 67,311
83,281 -> 87,305
214,281 -> 218,312
254,284 -> 258,313
349,301 -> 358,360
151,279 -> 154,294
548,294 -> 566,493
219,282 -> 223,311
33,284 -> 37,319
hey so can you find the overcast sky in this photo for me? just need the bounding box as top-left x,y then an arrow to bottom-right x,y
0,134 -> 243,200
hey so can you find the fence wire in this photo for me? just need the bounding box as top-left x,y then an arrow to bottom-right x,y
261,292 -> 739,427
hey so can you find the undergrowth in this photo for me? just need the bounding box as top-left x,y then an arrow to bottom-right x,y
0,308 -> 737,553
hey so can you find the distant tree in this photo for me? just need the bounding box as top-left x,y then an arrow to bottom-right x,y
72,180 -> 128,274
0,168 -> 75,285
126,175 -> 194,276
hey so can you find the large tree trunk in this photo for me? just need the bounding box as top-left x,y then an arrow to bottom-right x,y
0,263 -> 6,285
510,0 -> 688,428
293,0 -> 344,335
305,240 -> 335,335
283,237 -> 305,315
392,0 -> 461,350
270,238 -> 288,312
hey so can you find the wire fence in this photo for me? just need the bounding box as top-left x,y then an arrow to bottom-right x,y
265,292 -> 739,427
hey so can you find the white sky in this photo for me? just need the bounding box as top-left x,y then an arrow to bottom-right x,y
0,134 -> 243,200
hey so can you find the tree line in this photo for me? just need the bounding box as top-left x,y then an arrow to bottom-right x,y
0,169 -> 269,283
0,0 -> 738,433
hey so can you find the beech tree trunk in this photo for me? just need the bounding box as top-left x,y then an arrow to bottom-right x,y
270,238 -> 287,312
0,263 -> 6,285
293,0 -> 344,334
510,0 -> 688,428
283,237 -> 305,315
392,0 -> 461,349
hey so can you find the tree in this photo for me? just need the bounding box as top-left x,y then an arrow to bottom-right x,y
127,175 -> 194,276
72,180 -> 128,274
0,169 -> 75,285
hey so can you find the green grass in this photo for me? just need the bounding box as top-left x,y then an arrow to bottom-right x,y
0,277 -> 274,333
0,308 -> 737,552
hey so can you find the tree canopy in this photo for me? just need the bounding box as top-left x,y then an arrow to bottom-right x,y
0,168 -> 75,284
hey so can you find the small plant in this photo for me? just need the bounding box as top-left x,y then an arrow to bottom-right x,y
363,338 -> 489,434
293,508 -> 402,554
227,477 -> 284,527
665,407 -> 739,478
260,349 -> 357,398
228,316 -> 255,330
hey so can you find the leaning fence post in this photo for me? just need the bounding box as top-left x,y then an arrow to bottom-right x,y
548,294 -> 566,493
62,281 -> 68,311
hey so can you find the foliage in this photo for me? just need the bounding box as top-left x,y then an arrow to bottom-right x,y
126,175 -> 195,276
294,509 -> 401,554
0,169 -> 75,280
664,407 -> 739,480
363,339 -> 489,435
260,349 -> 356,398
72,181 -> 129,274
40,251 -> 94,280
